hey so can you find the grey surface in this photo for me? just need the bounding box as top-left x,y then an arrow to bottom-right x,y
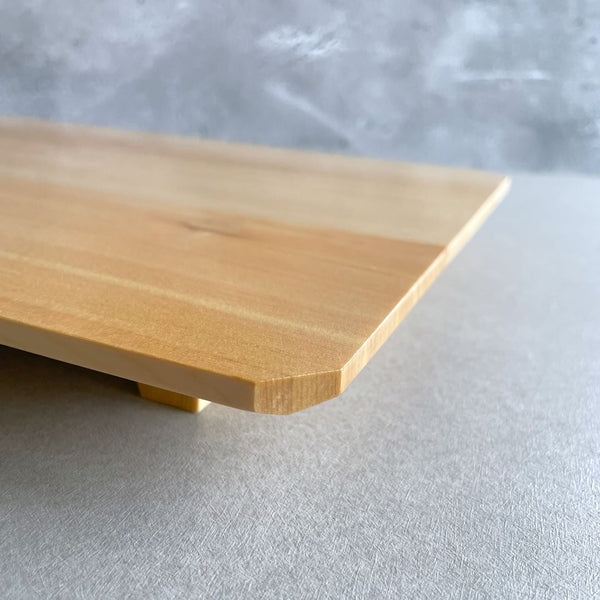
1,1 -> 599,173
1,174 -> 600,599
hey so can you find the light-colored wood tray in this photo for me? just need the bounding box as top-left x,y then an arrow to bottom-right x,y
0,118 -> 509,414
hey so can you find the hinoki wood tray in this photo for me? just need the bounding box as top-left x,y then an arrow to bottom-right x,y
0,118 -> 510,414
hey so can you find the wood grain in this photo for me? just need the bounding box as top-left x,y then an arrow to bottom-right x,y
0,118 -> 510,414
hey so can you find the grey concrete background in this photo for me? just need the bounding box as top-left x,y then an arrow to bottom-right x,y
1,1 -> 599,173
1,175 -> 600,599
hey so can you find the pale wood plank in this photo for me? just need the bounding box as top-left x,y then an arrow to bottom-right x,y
0,118 -> 510,413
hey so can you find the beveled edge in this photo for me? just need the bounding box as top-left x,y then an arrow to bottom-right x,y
251,175 -> 511,414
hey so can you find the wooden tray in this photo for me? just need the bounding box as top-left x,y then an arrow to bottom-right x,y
0,118 -> 510,414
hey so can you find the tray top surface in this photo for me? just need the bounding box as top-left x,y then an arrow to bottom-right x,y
0,118 -> 509,413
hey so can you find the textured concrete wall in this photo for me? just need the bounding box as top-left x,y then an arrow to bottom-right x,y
1,1 -> 598,173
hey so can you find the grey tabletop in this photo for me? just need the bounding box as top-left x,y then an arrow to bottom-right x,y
1,174 -> 599,600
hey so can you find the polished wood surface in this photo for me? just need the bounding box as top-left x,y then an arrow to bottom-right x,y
0,118 -> 510,413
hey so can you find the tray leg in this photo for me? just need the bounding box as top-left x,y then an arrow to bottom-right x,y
137,383 -> 211,413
